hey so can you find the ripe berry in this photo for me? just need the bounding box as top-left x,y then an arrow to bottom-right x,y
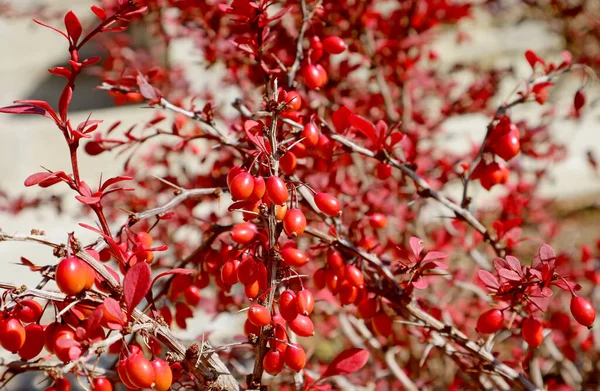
281,90 -> 302,112
476,309 -> 504,334
284,343 -> 307,371
368,213 -> 388,229
325,269 -> 341,293
183,285 -> 202,306
91,378 -> 113,391
266,176 -> 288,205
326,249 -> 344,269
248,304 -> 271,327
244,280 -> 260,298
281,247 -> 309,268
279,290 -> 299,321
373,311 -> 393,336
248,176 -> 266,202
54,329 -> 80,362
227,165 -> 244,187
309,36 -> 323,62
229,171 -> 254,200
492,123 -> 520,161
135,232 -> 153,247
151,358 -> 173,391
322,36 -> 347,54
231,222 -> 257,244
283,208 -> 307,237
295,290 -> 315,315
345,265 -> 365,286
263,348 -> 285,375
237,258 -> 259,285
302,123 -> 319,146
522,317 -> 544,348
289,315 -> 314,337
357,297 -> 378,319
221,259 -> 241,286
18,323 -> 44,360
56,257 -> 88,295
476,161 -> 510,190
269,323 -> 289,352
375,162 -> 392,179
118,358 -> 137,388
0,318 -> 26,352
47,378 -> 71,391
280,151 -> 297,175
314,193 -> 341,216
15,299 -> 43,323
313,268 -> 326,290
315,64 -> 328,86
570,296 -> 596,328
339,282 -> 359,305
303,64 -> 324,89
126,352 -> 155,388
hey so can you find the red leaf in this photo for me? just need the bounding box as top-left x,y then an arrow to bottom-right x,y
19,257 -> 43,271
331,106 -> 352,131
75,195 -> 101,205
505,256 -> 522,273
103,297 -> 125,327
349,114 -> 377,145
524,50 -> 544,69
24,172 -> 59,187
87,307 -> 103,332
123,262 -> 152,319
33,19 -> 68,39
64,11 -> 82,44
59,85 -> 73,120
319,348 -> 369,379
91,5 -> 107,21
477,269 -> 499,289
422,251 -> 448,263
101,176 -> 133,191
151,268 -> 196,288
48,66 -> 72,79
14,100 -> 60,122
499,268 -> 521,281
0,104 -> 49,120
409,237 -> 424,259
411,277 -> 429,290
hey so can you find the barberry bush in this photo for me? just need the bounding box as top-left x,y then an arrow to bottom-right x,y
0,0 -> 598,390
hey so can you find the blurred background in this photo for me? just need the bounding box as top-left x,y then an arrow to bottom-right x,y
0,0 -> 599,389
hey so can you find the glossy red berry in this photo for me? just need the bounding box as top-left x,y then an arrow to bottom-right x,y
231,222 -> 257,244
339,282 -> 359,305
227,165 -> 244,187
357,297 -> 378,319
309,36 -> 323,62
302,123 -> 319,146
280,151 -> 297,175
284,343 -> 306,371
47,378 -> 71,391
476,309 -> 504,334
17,323 -> 44,360
283,208 -> 307,237
248,304 -> 271,327
0,317 -> 26,352
247,176 -> 266,202
183,285 -> 202,306
151,358 -> 173,391
237,257 -> 259,285
15,299 -> 43,323
373,311 -> 393,336
492,123 -> 520,161
281,90 -> 302,112
368,213 -> 388,229
322,36 -> 346,54
303,64 -> 324,89
135,232 -> 153,247
345,265 -> 365,286
126,352 -> 155,388
522,317 -> 544,348
266,176 -> 288,205
570,296 -> 596,327
221,259 -> 241,286
313,268 -> 326,290
295,290 -> 315,315
279,290 -> 299,321
91,378 -> 113,391
314,192 -> 341,216
56,257 -> 88,295
289,314 -> 314,337
118,358 -> 137,388
281,247 -> 309,268
229,171 -> 254,201
263,348 -> 285,375
375,162 -> 392,180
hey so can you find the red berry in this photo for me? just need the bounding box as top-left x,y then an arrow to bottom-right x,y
315,64 -> 328,86
91,378 -> 113,391
237,258 -> 259,285
118,358 -> 137,388
522,317 -> 544,348
227,165 -> 244,187
56,257 -> 88,295
15,299 -> 43,323
477,161 -> 509,190
476,309 -> 504,334
279,290 -> 299,321
325,269 -> 341,293
322,36 -> 346,54
345,265 -> 364,286
281,247 -> 309,268
126,352 -> 155,388
492,123 -> 520,161
314,193 -> 341,216
183,285 -> 202,306
229,171 -> 254,200
302,123 -> 319,146
263,348 -> 285,375
0,318 -> 26,352
284,343 -> 307,371
357,297 -> 378,319
151,358 -> 173,391
309,36 -> 323,62
248,176 -> 266,202
295,290 -> 315,315
570,296 -> 596,327
135,232 -> 153,247
281,90 -> 302,112
244,318 -> 261,336
248,304 -> 271,327
18,323 -> 44,360
373,311 -> 393,336
368,213 -> 388,229
269,324 -> 289,352
54,329 -> 80,362
280,151 -> 297,175
313,268 -> 326,290
47,378 -> 71,391
283,208 -> 307,237
289,314 -> 314,337
231,222 -> 257,244
221,259 -> 241,286
244,281 -> 260,298
266,176 -> 288,205
339,282 -> 359,305
303,64 -> 324,89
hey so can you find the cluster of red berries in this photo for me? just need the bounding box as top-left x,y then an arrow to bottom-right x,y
301,36 -> 346,89
476,295 -> 596,347
472,117 -> 521,190
118,345 -> 173,390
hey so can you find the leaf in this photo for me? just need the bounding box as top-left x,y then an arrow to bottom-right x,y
524,50 -> 544,69
87,307 -> 104,333
24,172 -> 59,187
100,175 -> 133,191
123,262 -> 152,319
409,237 -> 424,259
64,11 -> 82,44
59,85 -> 73,120
319,348 -> 369,380
331,106 -> 352,131
151,268 -> 196,288
75,195 -> 101,205
498,268 -> 521,281
422,251 -> 448,263
91,5 -> 107,21
349,114 -> 377,145
33,19 -> 68,39
505,256 -> 522,273
14,100 -> 60,122
477,269 -> 499,289
411,277 -> 429,290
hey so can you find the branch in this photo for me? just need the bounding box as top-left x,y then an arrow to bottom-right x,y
287,0 -> 310,88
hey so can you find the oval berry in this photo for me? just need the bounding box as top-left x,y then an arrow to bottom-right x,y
263,348 -> 285,375
183,285 -> 202,306
151,358 -> 173,391
227,165 -> 244,187
248,304 -> 271,327
18,323 -> 44,360
570,296 -> 596,328
375,162 -> 392,180
289,314 -> 314,337
0,318 -> 26,352
284,343 -> 306,372
280,151 -> 297,175
322,36 -> 346,54
302,123 -> 319,146
56,257 -> 88,295
522,317 -> 544,348
126,352 -> 155,388
237,258 -> 259,285
282,90 -> 302,112
345,265 -> 364,286
493,123 -> 520,161
247,176 -> 266,202
91,378 -> 113,391
279,290 -> 299,321
118,358 -> 137,388
221,259 -> 241,286
313,268 -> 326,290
368,213 -> 388,229
266,176 -> 288,205
372,311 -> 393,336
302,64 -> 323,89
295,290 -> 315,316
314,193 -> 341,216
231,222 -> 257,244
357,297 -> 378,319
281,247 -> 309,268
15,299 -> 43,323
283,208 -> 306,237
229,172 -> 254,201
476,309 -> 504,334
